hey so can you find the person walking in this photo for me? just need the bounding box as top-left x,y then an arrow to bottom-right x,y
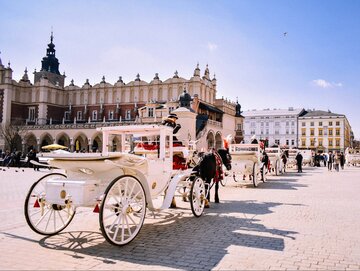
295,152 -> 303,173
340,152 -> 345,170
334,152 -> 340,172
328,151 -> 333,171
323,153 -> 327,167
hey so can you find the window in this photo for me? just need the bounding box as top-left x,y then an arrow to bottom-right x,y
329,139 -> 333,146
250,122 -> 256,127
275,139 -> 280,145
302,122 -> 306,127
310,129 -> 314,136
274,121 -> 279,127
92,110 -> 97,121
291,129 -> 295,134
336,121 -> 340,126
329,121 -> 333,126
285,121 -> 289,126
336,129 -> 340,136
250,130 -> 255,135
260,122 -> 264,127
266,122 -> 269,127
336,139 -> 340,146
125,110 -> 131,120
77,111 -> 82,120
275,130 -> 280,135
64,111 -> 70,121
291,121 -> 295,126
108,110 -> 114,120
319,130 -> 323,136
260,130 -> 264,135
237,124 -> 242,130
329,129 -> 333,136
302,129 -> 306,136
28,107 -> 36,121
319,122 -> 322,126
286,140 -> 289,146
286,129 -> 289,135
266,129 -> 269,134
291,140 -> 295,146
302,140 -> 306,146
310,139 -> 314,146
148,108 -> 154,117
319,140 -> 323,147
310,122 -> 314,126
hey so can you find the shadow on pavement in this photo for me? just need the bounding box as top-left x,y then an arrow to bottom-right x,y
31,200 -> 298,270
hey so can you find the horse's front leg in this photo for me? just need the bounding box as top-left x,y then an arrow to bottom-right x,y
214,181 -> 219,203
205,178 -> 211,208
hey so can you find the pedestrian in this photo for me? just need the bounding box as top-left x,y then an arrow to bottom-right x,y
281,152 -> 287,173
340,152 -> 345,170
327,151 -> 333,171
323,153 -> 327,167
295,152 -> 303,173
334,152 -> 340,172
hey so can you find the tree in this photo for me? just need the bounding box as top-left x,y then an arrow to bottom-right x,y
0,122 -> 28,152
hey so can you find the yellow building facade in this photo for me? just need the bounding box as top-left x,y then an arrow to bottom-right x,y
298,110 -> 351,152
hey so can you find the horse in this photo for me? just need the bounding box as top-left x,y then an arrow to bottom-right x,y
193,148 -> 232,206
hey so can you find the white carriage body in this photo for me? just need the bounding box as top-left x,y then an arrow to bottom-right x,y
46,125 -> 186,210
346,153 -> 360,165
300,150 -> 313,166
284,149 -> 298,167
266,147 -> 282,174
229,144 -> 263,175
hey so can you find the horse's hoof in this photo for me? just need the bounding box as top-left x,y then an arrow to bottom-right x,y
215,200 -> 220,203
170,204 -> 177,209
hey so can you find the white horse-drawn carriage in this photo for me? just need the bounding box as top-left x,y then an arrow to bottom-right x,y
266,147 -> 283,175
345,148 -> 360,166
229,144 -> 266,187
24,125 -> 206,246
284,149 -> 298,168
299,150 -> 313,166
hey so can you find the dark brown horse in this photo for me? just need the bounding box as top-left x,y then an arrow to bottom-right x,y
193,149 -> 232,205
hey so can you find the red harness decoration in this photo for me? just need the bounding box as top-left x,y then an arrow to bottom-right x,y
213,151 -> 224,183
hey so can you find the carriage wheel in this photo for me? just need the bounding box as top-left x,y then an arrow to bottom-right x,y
190,177 -> 206,217
252,163 -> 258,187
275,160 -> 279,176
100,175 -> 146,246
24,173 -> 76,235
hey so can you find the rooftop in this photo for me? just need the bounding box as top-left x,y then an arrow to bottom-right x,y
242,108 -> 304,117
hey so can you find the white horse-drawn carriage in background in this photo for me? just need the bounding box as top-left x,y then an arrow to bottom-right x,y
266,147 -> 283,175
345,148 -> 360,166
299,149 -> 314,167
229,143 -> 266,187
284,149 -> 298,168
24,125 -> 206,246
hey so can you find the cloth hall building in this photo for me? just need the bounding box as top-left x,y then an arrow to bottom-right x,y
0,34 -> 244,154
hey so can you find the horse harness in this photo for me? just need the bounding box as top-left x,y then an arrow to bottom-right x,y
213,151 -> 224,183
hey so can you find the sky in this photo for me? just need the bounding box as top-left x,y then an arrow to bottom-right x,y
1,0 -> 359,138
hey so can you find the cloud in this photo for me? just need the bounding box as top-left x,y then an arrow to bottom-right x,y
207,42 -> 218,52
311,79 -> 343,89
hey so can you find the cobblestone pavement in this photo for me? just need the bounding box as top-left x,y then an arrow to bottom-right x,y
0,165 -> 360,270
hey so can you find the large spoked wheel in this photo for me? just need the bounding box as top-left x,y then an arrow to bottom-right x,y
100,175 -> 146,246
252,163 -> 258,187
190,177 -> 206,217
24,173 -> 76,235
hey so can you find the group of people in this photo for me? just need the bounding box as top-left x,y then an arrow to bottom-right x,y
0,148 -> 40,170
326,151 -> 346,172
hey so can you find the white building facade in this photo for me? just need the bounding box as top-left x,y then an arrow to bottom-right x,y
243,108 -> 305,148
